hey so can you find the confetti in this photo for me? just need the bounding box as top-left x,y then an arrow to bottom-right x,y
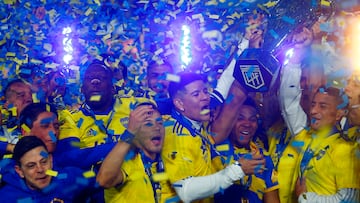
46,169 -> 59,177
83,170 -> 96,178
40,150 -> 48,158
89,95 -> 101,101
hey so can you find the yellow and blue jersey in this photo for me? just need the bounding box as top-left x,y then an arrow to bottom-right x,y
105,150 -> 167,203
215,141 -> 279,203
59,96 -> 152,148
296,129 -> 360,195
161,111 -> 223,203
267,121 -> 310,203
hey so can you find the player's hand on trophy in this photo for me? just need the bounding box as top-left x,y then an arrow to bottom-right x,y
244,14 -> 266,48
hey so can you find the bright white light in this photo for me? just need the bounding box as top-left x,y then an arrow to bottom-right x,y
180,25 -> 192,66
62,27 -> 72,35
63,54 -> 73,64
62,26 -> 73,64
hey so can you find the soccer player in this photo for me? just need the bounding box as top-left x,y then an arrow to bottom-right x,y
147,60 -> 173,98
59,60 -> 151,148
269,26 -> 326,203
0,79 -> 33,155
0,136 -> 97,202
145,60 -> 174,115
161,72 -> 266,203
58,60 -> 151,202
19,102 -> 115,169
215,97 -> 280,203
294,86 -> 360,202
97,102 -> 166,202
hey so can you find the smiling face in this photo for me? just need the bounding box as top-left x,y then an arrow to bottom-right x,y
15,146 -> 53,190
82,64 -> 114,112
136,110 -> 165,159
174,80 -> 211,122
230,105 -> 258,148
310,91 -> 343,131
27,112 -> 59,153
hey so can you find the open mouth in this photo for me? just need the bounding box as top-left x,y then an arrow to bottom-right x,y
200,105 -> 210,115
151,136 -> 162,145
36,175 -> 50,183
240,130 -> 250,135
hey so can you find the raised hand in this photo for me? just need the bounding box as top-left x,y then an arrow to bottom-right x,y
244,14 -> 266,48
237,152 -> 266,175
127,105 -> 154,136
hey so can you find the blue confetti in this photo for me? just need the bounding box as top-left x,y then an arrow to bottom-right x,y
337,95 -> 349,109
269,29 -> 279,39
165,196 -> 181,203
57,173 -> 68,179
48,131 -> 57,142
254,164 -> 263,173
281,16 -> 296,24
291,141 -> 304,147
40,150 -> 49,158
125,149 -> 136,160
243,153 -> 252,160
77,118 -> 84,128
225,94 -> 234,104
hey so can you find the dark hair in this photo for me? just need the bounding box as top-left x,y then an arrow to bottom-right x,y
84,60 -> 113,78
147,60 -> 174,73
4,79 -> 28,99
19,102 -> 58,129
315,86 -> 343,106
13,136 -> 47,164
135,101 -> 158,110
242,96 -> 258,111
168,72 -> 205,99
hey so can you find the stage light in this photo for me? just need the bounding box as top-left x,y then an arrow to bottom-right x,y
62,26 -> 73,64
180,25 -> 192,68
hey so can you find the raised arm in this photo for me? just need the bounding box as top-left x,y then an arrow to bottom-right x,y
279,27 -> 313,136
211,80 -> 247,144
96,105 -> 153,188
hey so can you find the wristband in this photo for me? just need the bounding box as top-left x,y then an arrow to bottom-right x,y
120,130 -> 135,144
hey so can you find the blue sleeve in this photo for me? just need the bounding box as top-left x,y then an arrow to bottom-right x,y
56,137 -> 81,153
54,142 -> 116,169
51,167 -> 99,199
0,139 -> 8,157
